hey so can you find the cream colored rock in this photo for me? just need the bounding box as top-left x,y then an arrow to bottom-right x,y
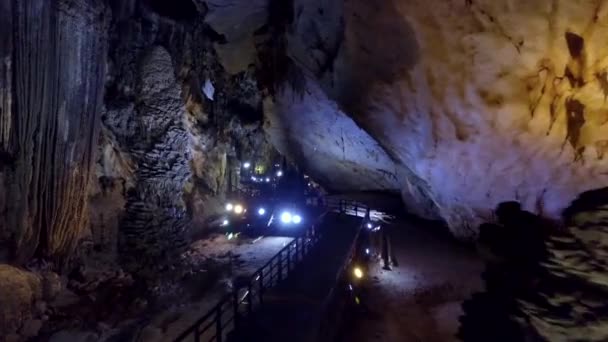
0,265 -> 42,335
283,0 -> 608,237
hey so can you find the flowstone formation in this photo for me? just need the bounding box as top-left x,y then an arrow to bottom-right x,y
0,0 -> 109,267
115,46 -> 192,280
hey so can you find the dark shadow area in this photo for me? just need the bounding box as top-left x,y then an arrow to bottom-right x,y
459,189 -> 608,341
144,0 -> 199,21
333,0 -> 420,117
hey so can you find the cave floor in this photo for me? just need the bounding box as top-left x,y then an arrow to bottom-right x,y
142,233 -> 294,341
338,219 -> 483,342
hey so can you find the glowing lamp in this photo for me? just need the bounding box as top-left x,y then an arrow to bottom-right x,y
281,212 -> 292,224
353,267 -> 364,279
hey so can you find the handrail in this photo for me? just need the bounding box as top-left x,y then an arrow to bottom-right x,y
174,199 -> 368,342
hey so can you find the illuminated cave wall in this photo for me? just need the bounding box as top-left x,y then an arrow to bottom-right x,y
280,0 -> 608,237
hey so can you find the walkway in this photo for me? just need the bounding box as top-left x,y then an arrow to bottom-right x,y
337,219 -> 483,342
228,213 -> 362,342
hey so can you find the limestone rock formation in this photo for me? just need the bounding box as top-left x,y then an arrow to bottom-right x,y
518,188 -> 608,341
0,265 -> 42,335
116,46 -> 192,279
274,0 -> 608,237
0,0 -> 109,265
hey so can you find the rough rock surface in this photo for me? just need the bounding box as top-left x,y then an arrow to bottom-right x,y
116,46 -> 192,278
0,0 -> 109,265
0,265 -> 42,335
277,0 -> 608,237
264,77 -> 400,191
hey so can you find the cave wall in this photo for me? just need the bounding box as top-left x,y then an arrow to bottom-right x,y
88,1 -> 277,276
0,0 -> 109,266
279,0 -> 608,237
0,0 -> 277,273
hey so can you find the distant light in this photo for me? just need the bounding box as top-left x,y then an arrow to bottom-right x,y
366,223 -> 372,229
227,233 -> 234,240
222,219 -> 229,226
251,176 -> 257,181
276,170 -> 283,177
292,215 -> 302,224
353,267 -> 364,279
234,204 -> 244,214
265,177 -> 270,183
258,208 -> 266,216
365,248 -> 370,255
243,162 -> 251,169
226,203 -> 234,211
348,284 -> 353,291
281,212 -> 292,224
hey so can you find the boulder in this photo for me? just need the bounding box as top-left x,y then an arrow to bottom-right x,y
0,265 -> 42,335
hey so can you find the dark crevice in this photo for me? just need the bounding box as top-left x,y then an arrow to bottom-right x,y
144,0 -> 199,21
565,98 -> 585,151
565,32 -> 584,58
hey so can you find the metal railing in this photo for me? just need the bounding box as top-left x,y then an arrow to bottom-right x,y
174,199 -> 368,342
175,223 -> 322,342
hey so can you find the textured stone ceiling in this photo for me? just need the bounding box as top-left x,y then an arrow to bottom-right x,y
267,0 -> 608,237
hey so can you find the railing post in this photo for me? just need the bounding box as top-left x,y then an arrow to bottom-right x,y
287,246 -> 291,273
194,325 -> 201,342
296,238 -> 301,262
247,283 -> 253,315
278,252 -> 283,282
233,291 -> 239,329
216,306 -> 223,342
258,272 -> 264,305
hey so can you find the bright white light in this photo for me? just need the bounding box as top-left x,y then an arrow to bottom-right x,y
353,267 -> 364,279
258,208 -> 266,216
292,215 -> 302,224
265,177 -> 270,183
227,233 -> 234,240
281,212 -> 292,224
243,162 -> 251,169
251,176 -> 257,181
366,223 -> 372,229
276,170 -> 283,177
234,204 -> 244,214
226,203 -> 234,212
365,248 -> 370,255
222,219 -> 229,226
348,284 -> 353,291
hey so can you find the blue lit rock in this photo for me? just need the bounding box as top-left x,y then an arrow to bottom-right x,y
264,76 -> 400,192
283,0 -> 608,237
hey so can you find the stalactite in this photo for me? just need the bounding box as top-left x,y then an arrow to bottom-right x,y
0,0 -> 13,158
6,0 -> 108,268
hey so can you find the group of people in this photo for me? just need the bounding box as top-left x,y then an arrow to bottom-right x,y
357,209 -> 398,271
